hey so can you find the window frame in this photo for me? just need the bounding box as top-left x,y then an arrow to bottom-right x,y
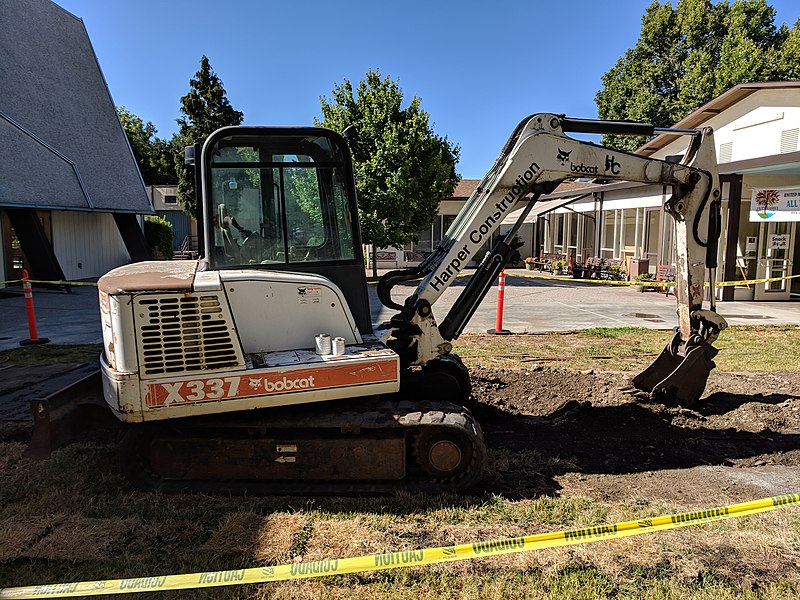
201,127 -> 364,271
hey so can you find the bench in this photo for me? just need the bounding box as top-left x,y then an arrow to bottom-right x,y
572,256 -> 600,279
657,264 -> 676,296
370,250 -> 399,268
598,258 -> 626,280
534,252 -> 566,272
404,250 -> 432,263
573,257 -> 625,280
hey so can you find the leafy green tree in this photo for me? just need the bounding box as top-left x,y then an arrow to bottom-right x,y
143,215 -> 174,259
776,18 -> 800,79
318,70 -> 460,276
175,56 -> 243,217
117,106 -> 176,184
596,0 -> 795,152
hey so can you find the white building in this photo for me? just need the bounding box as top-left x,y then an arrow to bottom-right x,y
148,185 -> 199,256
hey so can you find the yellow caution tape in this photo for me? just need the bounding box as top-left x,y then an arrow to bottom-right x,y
0,279 -> 97,287
506,270 -> 800,288
1,271 -> 796,290
1,492 -> 797,598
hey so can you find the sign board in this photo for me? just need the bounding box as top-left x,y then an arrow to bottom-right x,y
750,187 -> 800,222
769,233 -> 789,250
745,236 -> 757,253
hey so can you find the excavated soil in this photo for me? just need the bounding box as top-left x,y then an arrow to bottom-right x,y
469,366 -> 800,503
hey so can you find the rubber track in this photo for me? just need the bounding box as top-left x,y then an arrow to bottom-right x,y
119,400 -> 487,495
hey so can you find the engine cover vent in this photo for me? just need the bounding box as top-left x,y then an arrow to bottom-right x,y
134,293 -> 244,377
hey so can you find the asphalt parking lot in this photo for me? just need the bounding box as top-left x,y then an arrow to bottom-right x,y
372,270 -> 800,334
1,270 -> 798,351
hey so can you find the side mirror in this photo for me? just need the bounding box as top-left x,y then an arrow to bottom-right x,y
342,125 -> 358,144
184,145 -> 195,166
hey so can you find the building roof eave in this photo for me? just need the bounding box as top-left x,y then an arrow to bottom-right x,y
719,150 -> 800,175
637,81 -> 800,157
0,202 -> 155,215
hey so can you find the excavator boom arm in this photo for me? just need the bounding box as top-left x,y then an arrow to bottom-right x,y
414,114 -> 716,309
382,113 -> 726,406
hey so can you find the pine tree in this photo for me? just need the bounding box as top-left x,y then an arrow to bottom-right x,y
174,56 -> 243,217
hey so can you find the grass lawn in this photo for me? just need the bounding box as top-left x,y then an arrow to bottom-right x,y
1,326 -> 799,598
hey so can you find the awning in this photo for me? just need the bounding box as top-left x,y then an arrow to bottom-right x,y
501,194 -> 591,225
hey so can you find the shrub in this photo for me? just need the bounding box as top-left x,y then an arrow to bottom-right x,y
144,215 -> 174,260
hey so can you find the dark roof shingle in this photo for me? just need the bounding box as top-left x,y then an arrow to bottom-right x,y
0,0 -> 152,213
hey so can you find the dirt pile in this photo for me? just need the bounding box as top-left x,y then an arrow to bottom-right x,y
469,365 -> 800,502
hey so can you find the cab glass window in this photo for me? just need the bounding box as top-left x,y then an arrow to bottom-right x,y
207,133 -> 357,267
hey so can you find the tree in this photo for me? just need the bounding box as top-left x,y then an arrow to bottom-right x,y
595,0 -> 795,152
318,70 -> 460,276
776,18 -> 800,79
143,215 -> 174,259
117,106 -> 176,184
175,56 -> 243,217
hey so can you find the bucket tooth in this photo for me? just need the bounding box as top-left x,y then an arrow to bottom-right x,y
632,340 -> 717,408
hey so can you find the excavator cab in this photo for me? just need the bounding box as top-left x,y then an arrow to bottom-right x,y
200,127 -> 373,335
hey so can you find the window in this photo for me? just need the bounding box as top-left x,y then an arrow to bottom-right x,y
163,195 -> 177,205
600,210 -> 616,258
645,208 -> 660,262
552,213 -> 564,254
622,209 -> 637,250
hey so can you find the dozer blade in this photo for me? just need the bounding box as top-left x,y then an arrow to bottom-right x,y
25,368 -> 122,459
632,339 -> 717,408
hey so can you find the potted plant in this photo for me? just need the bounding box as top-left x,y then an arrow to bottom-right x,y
552,259 -> 566,275
632,272 -> 655,292
523,257 -> 537,271
607,264 -> 626,280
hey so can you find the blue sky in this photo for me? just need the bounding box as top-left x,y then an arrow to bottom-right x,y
57,0 -> 799,179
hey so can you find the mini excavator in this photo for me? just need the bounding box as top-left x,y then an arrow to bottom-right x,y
27,114 -> 727,494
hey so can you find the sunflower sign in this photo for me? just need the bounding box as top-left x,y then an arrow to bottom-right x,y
750,187 -> 800,221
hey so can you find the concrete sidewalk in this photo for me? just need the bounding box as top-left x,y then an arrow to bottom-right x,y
0,285 -> 101,351
371,271 -> 800,334
1,272 -> 798,351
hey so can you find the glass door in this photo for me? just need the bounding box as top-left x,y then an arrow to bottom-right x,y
754,221 -> 796,301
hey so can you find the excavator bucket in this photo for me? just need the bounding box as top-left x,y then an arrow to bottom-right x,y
632,336 -> 718,407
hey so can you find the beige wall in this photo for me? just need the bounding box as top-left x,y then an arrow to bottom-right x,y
51,211 -> 129,280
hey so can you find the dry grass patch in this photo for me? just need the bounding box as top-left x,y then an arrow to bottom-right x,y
202,511 -> 266,558
454,326 -> 800,372
0,343 -> 103,366
0,516 -> 60,561
303,517 -> 396,561
254,513 -> 307,563
23,515 -> 134,561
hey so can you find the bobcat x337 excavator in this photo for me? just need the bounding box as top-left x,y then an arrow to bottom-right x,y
27,114 -> 727,494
